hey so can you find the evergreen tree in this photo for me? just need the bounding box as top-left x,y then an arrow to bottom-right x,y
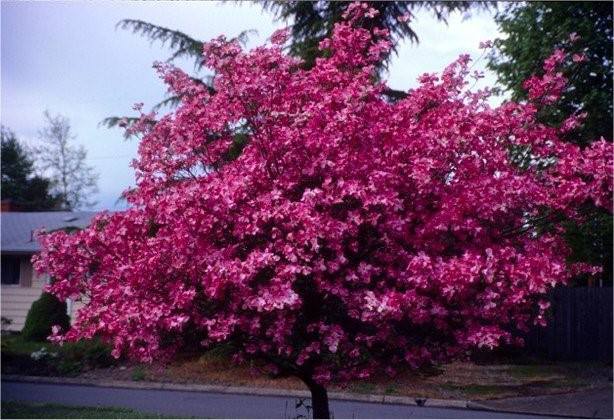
261,1 -> 493,71
1,126 -> 61,211
488,2 -> 612,146
488,2 -> 613,286
102,1 -> 493,129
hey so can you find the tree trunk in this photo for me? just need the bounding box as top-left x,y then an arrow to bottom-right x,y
307,381 -> 330,419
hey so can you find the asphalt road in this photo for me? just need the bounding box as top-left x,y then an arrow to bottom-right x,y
1,381 -> 551,419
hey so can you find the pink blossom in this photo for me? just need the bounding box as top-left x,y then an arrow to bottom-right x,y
33,3 -> 612,388
365,8 -> 379,19
396,13 -> 411,23
270,28 -> 290,46
572,53 -> 587,63
560,112 -> 587,133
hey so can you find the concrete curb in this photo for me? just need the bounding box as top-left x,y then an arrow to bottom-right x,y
2,374 -> 472,410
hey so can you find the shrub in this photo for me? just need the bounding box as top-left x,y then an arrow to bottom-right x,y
1,330 -> 114,376
1,316 -> 13,332
59,338 -> 115,370
1,352 -> 57,376
21,292 -> 70,342
131,365 -> 146,381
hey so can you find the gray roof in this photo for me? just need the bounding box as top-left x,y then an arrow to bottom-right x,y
1,212 -> 97,253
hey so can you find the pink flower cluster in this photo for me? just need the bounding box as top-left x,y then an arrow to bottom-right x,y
34,4 -> 612,384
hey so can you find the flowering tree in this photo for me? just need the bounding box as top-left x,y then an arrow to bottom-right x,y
34,4 -> 611,418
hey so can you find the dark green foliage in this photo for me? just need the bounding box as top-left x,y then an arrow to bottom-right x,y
1,126 -> 61,211
214,132 -> 251,169
98,116 -> 142,135
0,335 -> 51,355
21,293 -> 70,342
1,351 -> 58,376
1,334 -> 115,376
103,21 -> 250,131
115,19 -> 254,72
564,207 -> 613,286
489,2 -> 613,286
116,19 -> 205,70
261,1 -> 495,70
488,2 -> 613,146
57,338 -> 115,375
131,365 -> 147,381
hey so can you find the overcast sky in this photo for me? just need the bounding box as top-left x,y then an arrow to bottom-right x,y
1,1 -> 501,211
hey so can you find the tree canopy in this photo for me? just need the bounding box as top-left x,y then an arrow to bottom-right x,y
37,5 -> 612,418
102,1 -> 493,129
34,111 -> 99,210
261,1 -> 494,70
1,126 -> 61,211
488,2 -> 613,286
488,1 -> 612,146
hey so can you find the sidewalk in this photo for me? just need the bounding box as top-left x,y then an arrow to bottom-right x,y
470,387 -> 613,419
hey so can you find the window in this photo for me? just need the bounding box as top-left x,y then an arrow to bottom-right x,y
1,256 -> 20,285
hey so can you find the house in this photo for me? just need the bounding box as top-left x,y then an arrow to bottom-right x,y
1,211 -> 96,331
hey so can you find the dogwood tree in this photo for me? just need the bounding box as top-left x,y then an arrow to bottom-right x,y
35,4 -> 611,418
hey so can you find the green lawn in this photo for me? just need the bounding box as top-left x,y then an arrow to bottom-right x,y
1,401 -> 174,419
1,335 -> 56,355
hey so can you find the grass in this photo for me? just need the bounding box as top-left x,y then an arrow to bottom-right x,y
131,366 -> 147,382
1,334 -> 58,355
349,382 -> 376,394
384,385 -> 399,395
1,401 -> 174,419
438,383 -> 534,399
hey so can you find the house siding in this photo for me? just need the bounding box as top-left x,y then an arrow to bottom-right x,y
2,257 -> 47,331
1,211 -> 98,332
1,284 -> 43,331
1,258 -> 81,332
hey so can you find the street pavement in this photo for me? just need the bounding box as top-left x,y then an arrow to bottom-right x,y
474,387 -> 613,419
1,381 -> 553,419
